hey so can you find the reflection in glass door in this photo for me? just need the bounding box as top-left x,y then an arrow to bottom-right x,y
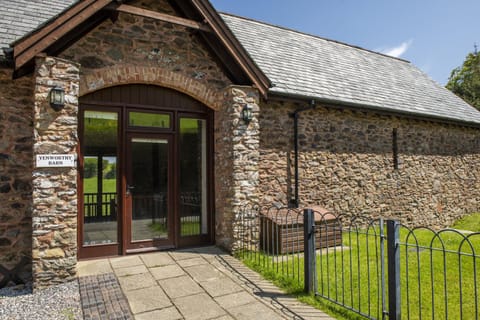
82,111 -> 119,247
127,135 -> 172,247
179,118 -> 208,237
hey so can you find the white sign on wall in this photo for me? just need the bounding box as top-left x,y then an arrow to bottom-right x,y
36,154 -> 76,168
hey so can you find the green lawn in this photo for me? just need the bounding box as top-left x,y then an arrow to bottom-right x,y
238,223 -> 480,320
83,177 -> 116,194
451,212 -> 480,232
150,221 -> 201,236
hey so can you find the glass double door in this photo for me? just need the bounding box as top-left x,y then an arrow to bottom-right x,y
79,107 -> 211,258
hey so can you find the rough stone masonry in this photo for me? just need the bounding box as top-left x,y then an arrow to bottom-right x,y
31,55 -> 80,288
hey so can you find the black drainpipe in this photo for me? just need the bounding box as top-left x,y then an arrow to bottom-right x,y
289,100 -> 316,208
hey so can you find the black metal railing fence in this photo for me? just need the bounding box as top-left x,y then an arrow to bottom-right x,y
235,205 -> 480,320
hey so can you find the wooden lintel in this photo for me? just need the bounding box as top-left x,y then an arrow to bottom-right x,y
13,0 -> 99,58
112,4 -> 211,32
14,0 -> 113,70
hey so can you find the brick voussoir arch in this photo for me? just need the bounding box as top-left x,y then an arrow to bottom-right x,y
79,65 -> 223,110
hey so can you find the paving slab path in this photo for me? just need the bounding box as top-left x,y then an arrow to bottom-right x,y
77,246 -> 334,320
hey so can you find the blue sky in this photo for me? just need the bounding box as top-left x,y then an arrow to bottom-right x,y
210,0 -> 479,85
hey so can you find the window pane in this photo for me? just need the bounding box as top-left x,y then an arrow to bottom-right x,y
130,138 -> 169,241
82,111 -> 118,246
179,118 -> 207,236
129,112 -> 170,128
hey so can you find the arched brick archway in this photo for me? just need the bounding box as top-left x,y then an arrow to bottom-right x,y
79,65 -> 223,110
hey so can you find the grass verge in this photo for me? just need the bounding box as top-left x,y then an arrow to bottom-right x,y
238,224 -> 480,320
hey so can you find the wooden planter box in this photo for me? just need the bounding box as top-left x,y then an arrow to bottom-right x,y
260,206 -> 342,254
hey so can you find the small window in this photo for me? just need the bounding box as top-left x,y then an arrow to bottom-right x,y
128,111 -> 170,128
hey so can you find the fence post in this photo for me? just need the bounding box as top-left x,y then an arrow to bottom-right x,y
387,220 -> 401,320
304,208 -> 315,293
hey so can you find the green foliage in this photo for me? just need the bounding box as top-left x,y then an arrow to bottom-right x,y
83,158 -> 116,179
83,177 -> 116,194
446,51 -> 480,109
84,117 -> 118,150
83,158 -> 97,179
104,162 -> 116,179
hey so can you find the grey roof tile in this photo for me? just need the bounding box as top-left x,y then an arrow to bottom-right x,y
221,13 -> 480,126
0,0 -> 75,52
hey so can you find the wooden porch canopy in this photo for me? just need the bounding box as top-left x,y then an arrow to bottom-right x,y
9,0 -> 270,96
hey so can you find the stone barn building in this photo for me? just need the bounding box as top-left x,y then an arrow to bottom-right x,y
1,0 -> 479,288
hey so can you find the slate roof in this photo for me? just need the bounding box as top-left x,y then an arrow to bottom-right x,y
220,14 -> 480,126
0,0 -> 75,54
0,1 -> 479,126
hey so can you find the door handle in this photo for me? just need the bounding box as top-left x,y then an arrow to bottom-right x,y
126,184 -> 135,195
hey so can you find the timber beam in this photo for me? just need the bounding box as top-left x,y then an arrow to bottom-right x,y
106,4 -> 211,32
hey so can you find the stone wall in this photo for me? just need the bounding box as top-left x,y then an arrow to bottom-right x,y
259,100 -> 480,228
215,86 -> 260,250
0,65 -> 34,286
60,0 -> 231,99
32,56 -> 80,289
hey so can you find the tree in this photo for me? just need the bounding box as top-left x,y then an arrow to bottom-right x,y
83,157 -> 97,179
446,48 -> 480,110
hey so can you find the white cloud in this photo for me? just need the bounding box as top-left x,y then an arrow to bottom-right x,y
379,40 -> 413,58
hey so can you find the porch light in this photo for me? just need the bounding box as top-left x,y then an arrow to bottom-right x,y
242,104 -> 253,123
49,86 -> 65,111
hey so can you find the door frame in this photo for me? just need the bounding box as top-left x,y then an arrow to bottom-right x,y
175,112 -> 215,248
78,88 -> 215,259
77,106 -> 123,259
124,132 -> 175,253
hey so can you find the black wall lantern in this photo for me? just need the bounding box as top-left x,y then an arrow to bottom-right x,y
242,103 -> 253,123
49,87 -> 65,111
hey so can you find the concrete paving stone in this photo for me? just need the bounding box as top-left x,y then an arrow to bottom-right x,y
214,291 -> 257,309
110,255 -> 144,269
124,286 -> 172,314
252,284 -> 284,295
150,264 -> 185,280
200,276 -> 244,297
114,264 -> 149,277
286,305 -> 333,318
300,313 -> 336,320
191,246 -> 226,255
140,252 -> 176,267
184,264 -> 224,282
118,272 -> 156,292
228,301 -> 286,320
159,275 -> 204,299
77,259 -> 113,277
272,295 -> 304,306
174,293 -> 226,320
176,256 -> 208,267
77,247 -> 335,320
208,259 -> 231,272
210,315 -> 235,320
169,250 -> 201,261
134,306 -> 182,320
200,254 -> 222,263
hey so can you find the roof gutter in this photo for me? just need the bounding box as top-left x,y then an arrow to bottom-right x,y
289,99 -> 316,209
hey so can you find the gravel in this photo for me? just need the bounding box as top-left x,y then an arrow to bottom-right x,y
0,281 -> 83,320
